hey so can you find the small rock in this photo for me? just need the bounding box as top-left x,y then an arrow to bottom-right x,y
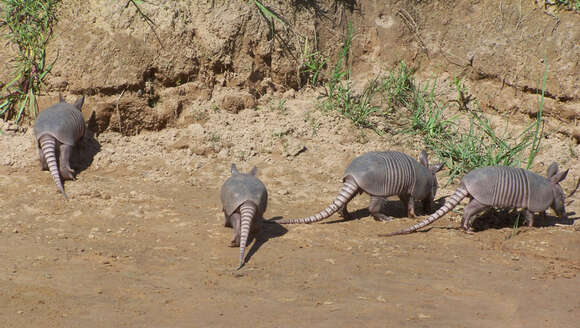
561,103 -> 579,121
283,138 -> 307,157
217,148 -> 228,159
169,136 -> 192,150
6,122 -> 19,132
283,89 -> 296,99
572,128 -> 580,145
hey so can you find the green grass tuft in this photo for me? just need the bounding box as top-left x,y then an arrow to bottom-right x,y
0,0 -> 59,123
399,68 -> 545,183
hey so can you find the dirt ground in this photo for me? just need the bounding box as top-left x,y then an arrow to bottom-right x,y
1,1 -> 580,327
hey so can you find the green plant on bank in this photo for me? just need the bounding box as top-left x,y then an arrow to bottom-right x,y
406,81 -> 456,141
318,22 -> 382,128
377,61 -> 415,111
0,0 -> 59,122
403,78 -> 544,183
325,21 -> 353,99
304,110 -> 320,136
249,0 -> 287,34
301,48 -> 327,86
452,75 -> 472,111
210,103 -> 220,112
544,0 -> 580,11
268,97 -> 287,112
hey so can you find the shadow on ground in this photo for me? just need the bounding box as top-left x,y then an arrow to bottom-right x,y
244,217 -> 288,265
75,112 -> 101,174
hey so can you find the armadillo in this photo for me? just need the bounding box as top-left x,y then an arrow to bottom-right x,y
382,163 -> 570,236
220,164 -> 268,269
278,150 -> 444,224
34,94 -> 85,200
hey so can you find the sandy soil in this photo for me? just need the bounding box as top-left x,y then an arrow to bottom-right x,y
1,0 -> 580,326
1,90 -> 579,327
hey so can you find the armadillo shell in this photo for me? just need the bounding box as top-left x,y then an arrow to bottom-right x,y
221,174 -> 268,217
462,166 -> 552,211
343,151 -> 415,197
34,103 -> 85,145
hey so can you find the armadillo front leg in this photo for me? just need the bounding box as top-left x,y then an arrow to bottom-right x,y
59,144 -> 76,180
369,196 -> 394,221
399,194 -> 415,218
524,210 -> 534,227
461,198 -> 488,233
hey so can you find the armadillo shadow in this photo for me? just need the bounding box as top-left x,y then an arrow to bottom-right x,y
323,197 -> 436,224
72,112 -> 101,173
470,209 -> 577,231
423,194 -> 578,233
244,217 -> 288,264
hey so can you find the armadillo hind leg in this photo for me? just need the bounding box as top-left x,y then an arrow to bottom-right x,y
399,194 -> 415,218
524,210 -> 534,227
369,196 -> 394,222
461,198 -> 488,232
339,203 -> 351,220
223,211 -> 232,227
229,212 -> 241,247
37,145 -> 48,170
59,144 -> 76,180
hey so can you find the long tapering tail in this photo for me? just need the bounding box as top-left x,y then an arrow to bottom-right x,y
39,135 -> 68,200
237,202 -> 257,270
380,186 -> 469,236
277,178 -> 359,224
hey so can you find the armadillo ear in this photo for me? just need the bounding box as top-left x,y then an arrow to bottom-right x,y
430,162 -> 444,173
73,96 -> 85,110
550,168 -> 568,184
58,93 -> 65,103
231,164 -> 239,175
249,166 -> 258,176
419,150 -> 429,167
547,162 -> 559,178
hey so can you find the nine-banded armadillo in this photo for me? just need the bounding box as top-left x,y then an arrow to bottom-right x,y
278,150 -> 444,224
382,163 -> 570,236
34,94 -> 85,200
220,164 -> 268,269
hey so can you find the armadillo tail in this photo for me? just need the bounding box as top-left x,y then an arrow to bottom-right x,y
39,135 -> 68,200
237,202 -> 256,270
278,178 -> 359,224
381,186 -> 469,236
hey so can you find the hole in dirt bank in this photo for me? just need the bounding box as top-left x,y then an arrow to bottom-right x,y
211,61 -> 232,75
142,67 -> 158,83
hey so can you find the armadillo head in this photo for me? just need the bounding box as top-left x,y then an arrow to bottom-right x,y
419,150 -> 445,200
546,162 -> 569,219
